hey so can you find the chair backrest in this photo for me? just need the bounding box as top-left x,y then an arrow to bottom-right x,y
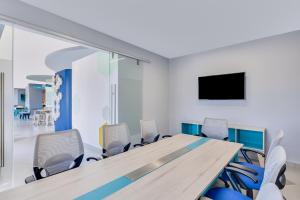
267,130 -> 284,158
262,145 -> 286,187
255,183 -> 283,200
103,123 -> 130,156
33,129 -> 84,179
202,118 -> 228,140
140,120 -> 159,143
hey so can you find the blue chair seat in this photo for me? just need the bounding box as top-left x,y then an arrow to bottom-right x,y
205,187 -> 251,200
237,162 -> 264,190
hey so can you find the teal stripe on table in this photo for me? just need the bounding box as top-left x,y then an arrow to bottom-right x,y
186,137 -> 210,150
74,176 -> 132,200
75,137 -> 210,200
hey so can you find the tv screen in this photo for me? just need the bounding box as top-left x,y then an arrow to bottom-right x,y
198,72 -> 245,100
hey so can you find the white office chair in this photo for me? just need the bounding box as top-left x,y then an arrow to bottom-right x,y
201,118 -> 229,140
229,145 -> 287,198
255,183 -> 283,200
134,120 -> 171,147
25,129 -> 84,183
86,123 -> 131,161
261,145 -> 286,187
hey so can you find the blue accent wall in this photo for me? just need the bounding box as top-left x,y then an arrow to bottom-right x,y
55,69 -> 72,131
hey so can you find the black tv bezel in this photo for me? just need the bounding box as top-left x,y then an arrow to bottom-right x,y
198,72 -> 246,100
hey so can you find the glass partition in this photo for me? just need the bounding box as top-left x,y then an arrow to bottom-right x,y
0,22 -> 13,188
72,50 -> 110,147
72,50 -> 143,147
110,54 -> 143,136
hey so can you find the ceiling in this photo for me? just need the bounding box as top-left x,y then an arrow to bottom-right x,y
20,0 -> 300,58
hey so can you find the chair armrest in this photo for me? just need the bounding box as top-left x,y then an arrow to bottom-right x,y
225,166 -> 258,183
240,148 -> 265,164
25,175 -> 36,184
86,157 -> 100,162
153,134 -> 160,142
228,162 -> 258,175
201,133 -> 208,137
194,133 -> 207,137
133,143 -> 144,148
123,143 -> 131,152
241,148 -> 265,157
162,135 -> 172,138
142,141 -> 151,145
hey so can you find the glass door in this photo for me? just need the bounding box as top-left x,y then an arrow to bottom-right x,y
109,54 -> 143,137
0,22 -> 13,189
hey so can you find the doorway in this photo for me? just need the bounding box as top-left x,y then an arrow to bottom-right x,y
0,21 -> 143,191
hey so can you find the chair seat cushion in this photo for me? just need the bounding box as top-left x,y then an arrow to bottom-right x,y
205,187 -> 251,200
236,162 -> 264,190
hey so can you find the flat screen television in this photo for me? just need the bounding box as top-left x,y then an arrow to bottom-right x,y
198,72 -> 245,100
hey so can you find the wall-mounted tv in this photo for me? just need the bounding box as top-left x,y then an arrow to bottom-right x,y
198,72 -> 245,100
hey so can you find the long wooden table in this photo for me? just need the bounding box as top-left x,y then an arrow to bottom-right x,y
0,134 -> 242,200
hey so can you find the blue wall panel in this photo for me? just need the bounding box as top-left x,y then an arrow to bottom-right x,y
237,130 -> 263,150
228,128 -> 236,142
182,123 -> 199,135
55,69 -> 72,131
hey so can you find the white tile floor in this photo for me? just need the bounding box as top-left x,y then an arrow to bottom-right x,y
11,121 -> 300,199
13,119 -> 54,187
283,164 -> 300,200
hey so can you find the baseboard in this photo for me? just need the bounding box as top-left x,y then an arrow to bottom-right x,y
287,160 -> 300,168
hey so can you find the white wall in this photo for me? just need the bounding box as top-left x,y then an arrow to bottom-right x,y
72,51 -> 110,148
13,28 -> 74,88
169,31 -> 300,164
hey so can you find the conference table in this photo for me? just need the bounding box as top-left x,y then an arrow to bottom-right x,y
0,134 -> 242,200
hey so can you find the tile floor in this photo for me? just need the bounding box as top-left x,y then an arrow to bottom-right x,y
13,119 -> 54,187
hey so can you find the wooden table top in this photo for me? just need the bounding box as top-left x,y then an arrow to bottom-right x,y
0,134 -> 242,200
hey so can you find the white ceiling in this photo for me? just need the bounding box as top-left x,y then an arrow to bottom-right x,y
20,0 -> 300,58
